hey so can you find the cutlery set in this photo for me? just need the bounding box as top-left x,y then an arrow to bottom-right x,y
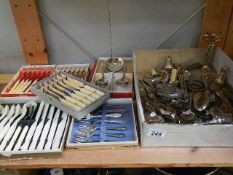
67,101 -> 137,146
55,65 -> 90,81
31,72 -> 108,119
0,101 -> 68,152
2,68 -> 54,96
93,58 -> 133,95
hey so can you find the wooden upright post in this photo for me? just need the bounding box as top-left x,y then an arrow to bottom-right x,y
199,0 -> 233,60
9,0 -> 48,65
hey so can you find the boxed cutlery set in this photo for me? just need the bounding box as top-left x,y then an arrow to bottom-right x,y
0,101 -> 70,156
66,98 -> 138,149
0,65 -> 55,100
92,57 -> 133,98
31,72 -> 109,120
54,64 -> 90,81
0,64 -> 92,99
134,33 -> 233,147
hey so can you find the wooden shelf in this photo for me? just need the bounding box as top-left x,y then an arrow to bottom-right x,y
0,147 -> 233,169
0,74 -> 14,84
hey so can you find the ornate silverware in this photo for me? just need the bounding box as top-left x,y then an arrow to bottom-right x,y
106,57 -> 124,72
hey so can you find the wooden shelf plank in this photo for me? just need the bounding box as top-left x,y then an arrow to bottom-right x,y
0,74 -> 14,84
0,148 -> 233,169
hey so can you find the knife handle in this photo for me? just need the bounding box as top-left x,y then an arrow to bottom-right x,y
13,126 -> 28,151
65,96 -> 86,108
60,99 -> 80,111
5,127 -> 21,151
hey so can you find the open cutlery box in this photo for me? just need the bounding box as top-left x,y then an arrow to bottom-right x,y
134,48 -> 233,147
31,72 -> 110,120
0,64 -> 93,100
91,57 -> 133,98
0,99 -> 70,157
54,64 -> 90,81
66,98 -> 138,149
0,65 -> 55,99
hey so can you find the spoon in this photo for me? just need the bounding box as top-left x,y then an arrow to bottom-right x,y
95,65 -> 108,88
76,126 -> 127,133
145,111 -> 165,124
155,102 -> 178,123
193,77 -> 210,112
75,132 -> 125,140
116,64 -> 129,87
208,107 -> 232,124
180,94 -> 196,124
106,57 -> 124,72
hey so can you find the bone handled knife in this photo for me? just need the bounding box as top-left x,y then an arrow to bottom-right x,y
0,105 -> 15,131
44,109 -> 60,150
52,112 -> 68,149
0,105 -> 21,141
20,101 -> 45,150
36,106 -> 55,150
28,103 -> 50,151
0,105 -> 9,121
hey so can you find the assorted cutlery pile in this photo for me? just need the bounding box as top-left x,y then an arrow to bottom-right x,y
138,34 -> 233,125
0,101 -> 68,152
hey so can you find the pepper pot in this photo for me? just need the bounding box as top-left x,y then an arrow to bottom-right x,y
214,66 -> 229,85
163,56 -> 174,71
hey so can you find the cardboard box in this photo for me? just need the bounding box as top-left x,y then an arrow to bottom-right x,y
134,48 -> 233,147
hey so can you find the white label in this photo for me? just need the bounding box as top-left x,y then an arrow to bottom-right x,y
147,129 -> 166,138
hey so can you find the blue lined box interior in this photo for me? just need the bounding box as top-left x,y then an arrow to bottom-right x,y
69,101 -> 137,144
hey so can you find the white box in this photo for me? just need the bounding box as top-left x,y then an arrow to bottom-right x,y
134,48 -> 233,147
0,99 -> 70,157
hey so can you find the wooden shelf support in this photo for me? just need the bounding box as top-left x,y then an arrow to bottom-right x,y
199,0 -> 233,59
9,0 -> 48,65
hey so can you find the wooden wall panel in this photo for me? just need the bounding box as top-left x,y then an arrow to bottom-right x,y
224,10 -> 233,59
199,0 -> 233,49
9,0 -> 48,65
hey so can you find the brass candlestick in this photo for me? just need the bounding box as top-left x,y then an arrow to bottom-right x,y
202,33 -> 222,69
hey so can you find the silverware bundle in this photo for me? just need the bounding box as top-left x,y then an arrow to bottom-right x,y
55,65 -> 89,81
0,101 -> 68,152
139,33 -> 233,125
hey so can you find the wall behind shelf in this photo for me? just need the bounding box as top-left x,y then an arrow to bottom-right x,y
0,0 -> 205,73
0,0 -> 25,73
